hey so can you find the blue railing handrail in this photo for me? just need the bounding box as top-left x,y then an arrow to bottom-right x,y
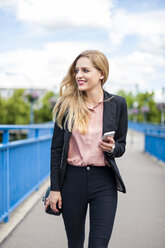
0,123 -> 53,223
145,132 -> 165,138
128,121 -> 165,163
128,121 -> 165,134
0,123 -> 54,130
0,135 -> 52,149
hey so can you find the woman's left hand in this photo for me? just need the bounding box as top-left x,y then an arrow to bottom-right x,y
97,137 -> 115,153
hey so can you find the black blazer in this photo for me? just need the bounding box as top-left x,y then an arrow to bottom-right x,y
50,90 -> 128,193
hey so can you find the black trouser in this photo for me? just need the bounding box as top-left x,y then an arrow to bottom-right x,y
61,163 -> 118,248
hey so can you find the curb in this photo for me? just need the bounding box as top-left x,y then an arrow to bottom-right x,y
0,178 -> 49,245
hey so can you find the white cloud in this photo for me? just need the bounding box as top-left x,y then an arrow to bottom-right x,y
140,35 -> 165,54
0,0 -> 113,29
0,42 -> 164,94
154,89 -> 165,103
108,9 -> 165,48
0,1 -> 165,94
0,41 -> 104,90
109,51 -> 165,92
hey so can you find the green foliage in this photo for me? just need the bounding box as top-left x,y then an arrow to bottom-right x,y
0,96 -> 6,123
117,90 -> 134,109
34,91 -> 59,123
0,88 -> 163,125
0,89 -> 60,124
136,92 -> 160,123
0,89 -> 30,124
117,89 -> 162,123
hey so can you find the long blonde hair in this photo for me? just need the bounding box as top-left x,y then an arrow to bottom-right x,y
53,50 -> 109,134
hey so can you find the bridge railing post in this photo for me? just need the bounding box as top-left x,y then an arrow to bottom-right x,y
3,129 -> 10,223
35,128 -> 40,191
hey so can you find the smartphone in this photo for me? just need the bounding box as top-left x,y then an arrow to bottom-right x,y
102,131 -> 115,141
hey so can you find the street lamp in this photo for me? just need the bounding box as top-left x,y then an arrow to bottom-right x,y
156,87 -> 165,126
157,102 -> 165,126
5,72 -> 33,88
23,90 -> 39,124
141,104 -> 150,123
132,101 -> 139,122
5,71 -> 37,124
161,87 -> 165,125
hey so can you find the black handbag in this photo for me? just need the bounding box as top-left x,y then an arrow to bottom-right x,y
42,186 -> 62,216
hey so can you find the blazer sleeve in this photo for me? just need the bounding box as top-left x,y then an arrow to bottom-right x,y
50,119 -> 65,191
107,97 -> 128,158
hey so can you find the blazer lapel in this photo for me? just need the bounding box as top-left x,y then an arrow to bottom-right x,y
103,90 -> 117,135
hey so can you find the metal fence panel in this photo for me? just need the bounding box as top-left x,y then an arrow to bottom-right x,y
0,124 -> 53,223
128,121 -> 165,163
145,134 -> 165,163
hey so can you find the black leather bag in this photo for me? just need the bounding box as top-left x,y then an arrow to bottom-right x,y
42,186 -> 62,216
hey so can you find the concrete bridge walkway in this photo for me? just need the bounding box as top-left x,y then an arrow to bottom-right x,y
1,131 -> 165,248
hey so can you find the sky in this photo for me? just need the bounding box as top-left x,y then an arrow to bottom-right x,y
0,0 -> 165,102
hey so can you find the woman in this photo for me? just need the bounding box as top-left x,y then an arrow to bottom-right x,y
45,50 -> 128,248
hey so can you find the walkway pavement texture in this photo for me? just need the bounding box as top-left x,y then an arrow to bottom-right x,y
0,130 -> 165,248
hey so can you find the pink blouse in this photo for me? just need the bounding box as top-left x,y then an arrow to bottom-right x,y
67,94 -> 109,167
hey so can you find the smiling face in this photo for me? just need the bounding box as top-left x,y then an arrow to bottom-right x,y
75,57 -> 104,93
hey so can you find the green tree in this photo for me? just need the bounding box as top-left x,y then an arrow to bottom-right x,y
136,92 -> 160,123
5,89 -> 30,124
0,96 -> 6,124
34,91 -> 59,123
117,90 -> 135,109
116,90 -> 161,123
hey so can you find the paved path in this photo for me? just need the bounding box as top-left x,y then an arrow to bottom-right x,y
1,131 -> 165,248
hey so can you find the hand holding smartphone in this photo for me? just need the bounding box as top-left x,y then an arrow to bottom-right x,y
102,131 -> 115,141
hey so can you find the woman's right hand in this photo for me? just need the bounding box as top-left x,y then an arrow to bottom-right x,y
45,190 -> 62,213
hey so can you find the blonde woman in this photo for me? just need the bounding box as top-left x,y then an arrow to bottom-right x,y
45,50 -> 128,248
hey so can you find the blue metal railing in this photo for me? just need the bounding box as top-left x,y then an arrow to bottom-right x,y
145,132 -> 165,163
128,121 -> 165,163
128,121 -> 165,134
0,123 -> 54,223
